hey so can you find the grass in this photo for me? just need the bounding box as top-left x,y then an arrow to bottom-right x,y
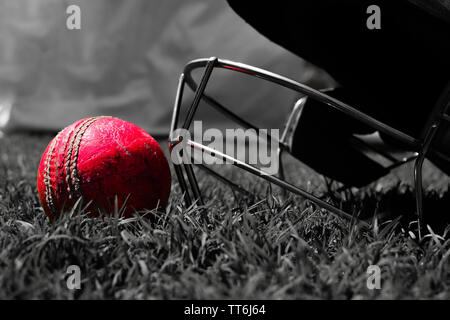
0,133 -> 449,299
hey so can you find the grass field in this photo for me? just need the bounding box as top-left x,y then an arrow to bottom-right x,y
0,133 -> 449,299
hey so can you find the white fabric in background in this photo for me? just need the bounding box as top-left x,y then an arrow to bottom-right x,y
0,0 -> 333,135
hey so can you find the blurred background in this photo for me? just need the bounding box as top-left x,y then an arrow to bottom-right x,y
0,0 -> 333,136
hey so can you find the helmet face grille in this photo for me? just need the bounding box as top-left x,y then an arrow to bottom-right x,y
169,57 -> 450,234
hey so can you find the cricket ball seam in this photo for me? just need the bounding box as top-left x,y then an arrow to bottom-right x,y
69,116 -> 106,199
65,117 -> 91,200
44,116 -> 105,219
43,129 -> 64,217
64,117 -> 96,199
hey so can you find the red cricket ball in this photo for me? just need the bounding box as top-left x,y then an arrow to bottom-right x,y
37,116 -> 171,221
